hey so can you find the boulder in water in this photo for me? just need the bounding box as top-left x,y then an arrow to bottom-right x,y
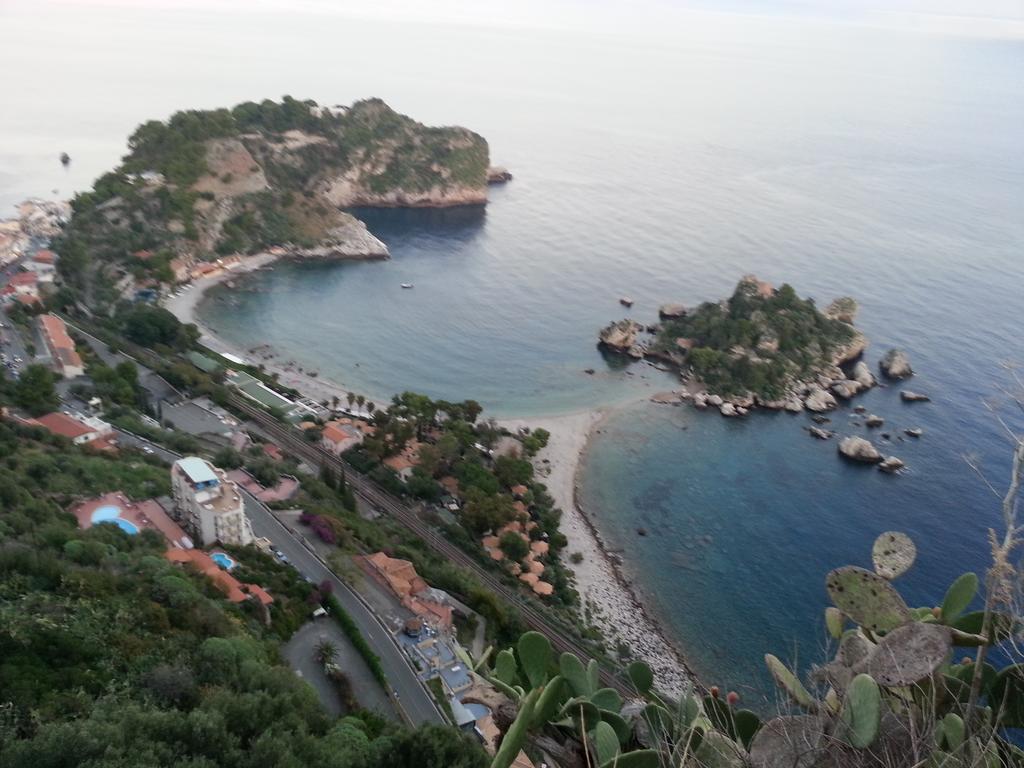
838,436 -> 883,463
879,349 -> 913,379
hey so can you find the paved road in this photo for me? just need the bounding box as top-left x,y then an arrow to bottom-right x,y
283,620 -> 397,720
242,495 -> 444,726
106,426 -> 442,725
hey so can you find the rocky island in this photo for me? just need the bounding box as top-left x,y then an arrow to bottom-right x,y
54,97 -> 504,309
599,275 -> 873,415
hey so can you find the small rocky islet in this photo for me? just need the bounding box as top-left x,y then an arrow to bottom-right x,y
598,276 -> 930,474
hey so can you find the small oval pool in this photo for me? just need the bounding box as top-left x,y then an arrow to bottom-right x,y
210,551 -> 236,570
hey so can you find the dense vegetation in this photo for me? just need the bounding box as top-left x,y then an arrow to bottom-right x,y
53,97 -> 489,310
652,277 -> 857,398
0,402 -> 488,767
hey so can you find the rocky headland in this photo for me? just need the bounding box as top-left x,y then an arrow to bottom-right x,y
53,97 -> 505,310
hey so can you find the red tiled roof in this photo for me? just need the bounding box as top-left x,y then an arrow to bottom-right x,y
33,412 -> 95,439
33,250 -> 55,264
9,272 -> 37,286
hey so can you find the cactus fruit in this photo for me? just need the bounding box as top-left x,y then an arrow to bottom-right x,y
868,622 -> 952,686
871,531 -> 916,579
839,674 -> 881,748
517,630 -> 552,689
765,654 -> 818,711
748,715 -> 825,768
627,660 -> 653,695
726,691 -> 740,705
826,566 -> 911,634
940,572 -> 978,623
709,685 -> 720,698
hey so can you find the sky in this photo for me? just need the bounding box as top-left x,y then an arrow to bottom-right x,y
43,0 -> 1024,38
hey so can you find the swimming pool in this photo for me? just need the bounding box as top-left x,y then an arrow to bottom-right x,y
90,505 -> 139,535
210,551 -> 236,570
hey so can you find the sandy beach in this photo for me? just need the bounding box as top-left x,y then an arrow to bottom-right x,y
500,411 -> 694,696
163,254 -> 375,410
167,262 -> 693,693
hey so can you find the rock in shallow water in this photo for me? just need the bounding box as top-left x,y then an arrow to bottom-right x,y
901,390 -> 931,402
838,436 -> 883,463
880,348 -> 914,379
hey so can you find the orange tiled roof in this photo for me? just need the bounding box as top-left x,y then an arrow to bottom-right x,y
33,412 -> 95,439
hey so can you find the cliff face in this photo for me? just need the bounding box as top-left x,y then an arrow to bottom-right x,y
55,97 -> 492,307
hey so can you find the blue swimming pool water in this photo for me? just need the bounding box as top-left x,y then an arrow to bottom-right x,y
90,505 -> 139,535
210,552 -> 235,570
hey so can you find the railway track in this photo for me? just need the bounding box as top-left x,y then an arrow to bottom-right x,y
228,395 -> 633,695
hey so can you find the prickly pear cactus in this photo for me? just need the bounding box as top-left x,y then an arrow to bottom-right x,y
765,654 -> 818,711
867,622 -> 951,686
826,566 -> 911,634
871,531 -> 916,579
838,673 -> 881,748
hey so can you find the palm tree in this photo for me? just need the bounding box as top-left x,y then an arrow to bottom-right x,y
315,637 -> 338,667
346,392 -> 355,409
355,394 -> 365,413
331,395 -> 339,412
366,401 -> 375,417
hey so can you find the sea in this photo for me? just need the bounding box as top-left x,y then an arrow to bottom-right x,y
3,1 -> 1023,702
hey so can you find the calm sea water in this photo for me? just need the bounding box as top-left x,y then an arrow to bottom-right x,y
3,1 -> 1023,699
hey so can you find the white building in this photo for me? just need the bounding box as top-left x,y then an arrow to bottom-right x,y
171,457 -> 254,547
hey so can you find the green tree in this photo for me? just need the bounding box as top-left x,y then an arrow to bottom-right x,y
13,364 -> 59,416
498,531 -> 529,562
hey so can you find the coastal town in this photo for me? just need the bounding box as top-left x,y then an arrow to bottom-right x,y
2,48 -> 1017,766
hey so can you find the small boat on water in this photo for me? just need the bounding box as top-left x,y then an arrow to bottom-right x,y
619,296 -> 634,307
60,152 -> 70,167
401,283 -> 414,289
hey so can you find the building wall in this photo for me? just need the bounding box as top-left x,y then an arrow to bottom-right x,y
171,461 -> 254,547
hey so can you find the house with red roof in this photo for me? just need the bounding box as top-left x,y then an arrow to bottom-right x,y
37,313 -> 85,377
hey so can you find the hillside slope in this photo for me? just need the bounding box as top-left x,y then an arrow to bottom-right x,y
55,97 -> 491,308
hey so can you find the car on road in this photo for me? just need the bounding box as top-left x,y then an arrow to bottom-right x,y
142,446 -> 155,455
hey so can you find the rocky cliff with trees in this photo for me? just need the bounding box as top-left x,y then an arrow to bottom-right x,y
54,96 -> 494,309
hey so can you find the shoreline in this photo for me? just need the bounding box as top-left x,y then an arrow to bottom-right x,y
499,410 -> 696,696
166,257 -> 696,693
163,253 -> 386,409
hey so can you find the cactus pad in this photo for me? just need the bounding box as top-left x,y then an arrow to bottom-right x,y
839,673 -> 881,748
517,630 -> 552,689
749,715 -> 825,768
627,660 -> 654,695
560,652 -> 591,697
826,566 -> 911,634
871,531 -> 916,579
941,572 -> 978,623
765,654 -> 818,711
868,622 -> 951,687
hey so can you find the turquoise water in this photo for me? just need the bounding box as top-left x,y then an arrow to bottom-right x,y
91,505 -> 139,535
211,552 -> 236,571
2,1 -> 1023,701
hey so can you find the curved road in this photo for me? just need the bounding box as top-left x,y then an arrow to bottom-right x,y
112,427 -> 444,726
242,496 -> 444,725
